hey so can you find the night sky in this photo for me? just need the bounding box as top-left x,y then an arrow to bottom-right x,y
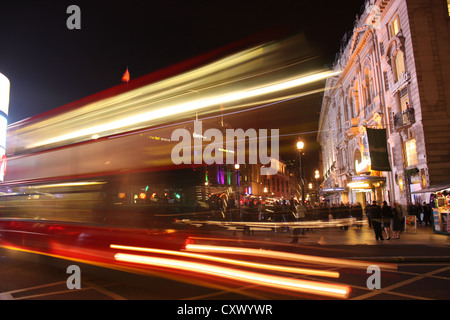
0,0 -> 365,176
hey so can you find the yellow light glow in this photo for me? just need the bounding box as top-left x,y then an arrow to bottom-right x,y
28,181 -> 106,189
28,70 -> 340,149
114,252 -> 350,299
110,244 -> 340,278
347,181 -> 370,189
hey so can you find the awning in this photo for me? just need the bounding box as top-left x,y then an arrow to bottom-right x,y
322,187 -> 348,193
411,181 -> 450,194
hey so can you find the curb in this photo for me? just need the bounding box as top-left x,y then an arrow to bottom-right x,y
348,256 -> 450,263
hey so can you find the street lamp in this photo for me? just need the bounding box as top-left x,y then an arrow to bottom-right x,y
234,164 -> 240,218
315,170 -> 320,180
314,169 -> 320,204
296,140 -> 305,204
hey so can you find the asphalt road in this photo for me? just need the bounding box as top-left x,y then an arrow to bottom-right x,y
1,243 -> 449,301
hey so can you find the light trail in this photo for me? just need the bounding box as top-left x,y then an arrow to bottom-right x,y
176,217 -> 364,230
113,252 -> 351,299
29,70 -> 340,148
185,244 -> 397,270
110,244 -> 340,278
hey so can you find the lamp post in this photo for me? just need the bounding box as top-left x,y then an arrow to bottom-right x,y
296,141 -> 305,204
315,170 -> 320,204
234,164 -> 240,220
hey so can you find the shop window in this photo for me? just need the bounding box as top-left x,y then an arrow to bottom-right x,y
405,138 -> 418,167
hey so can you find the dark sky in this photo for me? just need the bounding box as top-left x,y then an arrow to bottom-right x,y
0,0 -> 365,177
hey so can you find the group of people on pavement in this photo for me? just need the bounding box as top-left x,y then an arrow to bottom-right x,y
366,200 -> 404,240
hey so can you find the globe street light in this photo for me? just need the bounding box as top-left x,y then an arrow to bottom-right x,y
314,169 -> 320,204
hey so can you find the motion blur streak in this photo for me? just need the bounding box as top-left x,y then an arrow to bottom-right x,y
29,70 -> 339,149
185,244 -> 397,270
114,253 -> 350,299
110,244 -> 340,278
178,218 -> 363,230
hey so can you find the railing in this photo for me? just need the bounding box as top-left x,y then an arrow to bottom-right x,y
393,108 -> 415,131
390,72 -> 410,95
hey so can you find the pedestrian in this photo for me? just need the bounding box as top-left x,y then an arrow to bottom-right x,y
422,202 -> 431,226
392,202 -> 403,239
353,202 -> 363,228
369,201 -> 384,241
365,201 -> 374,228
381,201 -> 393,240
290,202 -> 307,243
415,203 -> 423,225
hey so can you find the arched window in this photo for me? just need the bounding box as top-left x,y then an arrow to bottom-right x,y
337,105 -> 342,135
343,97 -> 349,121
364,68 -> 374,105
353,81 -> 360,116
394,51 -> 405,82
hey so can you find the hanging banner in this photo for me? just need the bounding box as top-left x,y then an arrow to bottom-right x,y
366,128 -> 391,171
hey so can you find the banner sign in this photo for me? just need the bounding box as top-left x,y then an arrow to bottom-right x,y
0,73 -> 9,182
366,128 -> 391,171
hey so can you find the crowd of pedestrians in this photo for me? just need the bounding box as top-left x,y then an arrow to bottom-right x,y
365,200 -> 432,241
209,194 -> 433,243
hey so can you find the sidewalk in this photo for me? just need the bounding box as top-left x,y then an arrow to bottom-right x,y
225,222 -> 450,263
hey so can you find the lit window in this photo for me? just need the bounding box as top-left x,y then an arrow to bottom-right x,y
400,89 -> 410,112
392,16 -> 400,35
405,138 -> 418,167
448,0 -> 450,17
394,51 -> 406,82
390,15 -> 400,37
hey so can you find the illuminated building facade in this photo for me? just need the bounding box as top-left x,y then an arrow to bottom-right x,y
318,0 -> 450,206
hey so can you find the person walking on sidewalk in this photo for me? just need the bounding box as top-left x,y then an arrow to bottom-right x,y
422,202 -> 431,226
381,201 -> 393,240
290,202 -> 307,244
366,201 -> 374,228
392,202 -> 403,239
369,201 -> 384,241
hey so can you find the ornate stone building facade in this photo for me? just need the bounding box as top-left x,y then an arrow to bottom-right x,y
318,0 -> 450,206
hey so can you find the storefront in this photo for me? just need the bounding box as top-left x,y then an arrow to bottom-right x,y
347,175 -> 387,206
322,187 -> 348,205
411,181 -> 450,236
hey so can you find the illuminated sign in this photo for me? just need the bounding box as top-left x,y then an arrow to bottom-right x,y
347,181 -> 370,189
355,158 -> 371,173
0,72 -> 9,182
0,73 -> 9,116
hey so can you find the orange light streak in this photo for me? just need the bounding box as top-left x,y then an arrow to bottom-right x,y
185,244 -> 397,270
114,252 -> 350,299
110,244 -> 339,278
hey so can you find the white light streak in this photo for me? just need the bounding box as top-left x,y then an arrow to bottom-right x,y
114,252 -> 350,299
110,244 -> 340,278
28,70 -> 340,148
185,244 -> 397,270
